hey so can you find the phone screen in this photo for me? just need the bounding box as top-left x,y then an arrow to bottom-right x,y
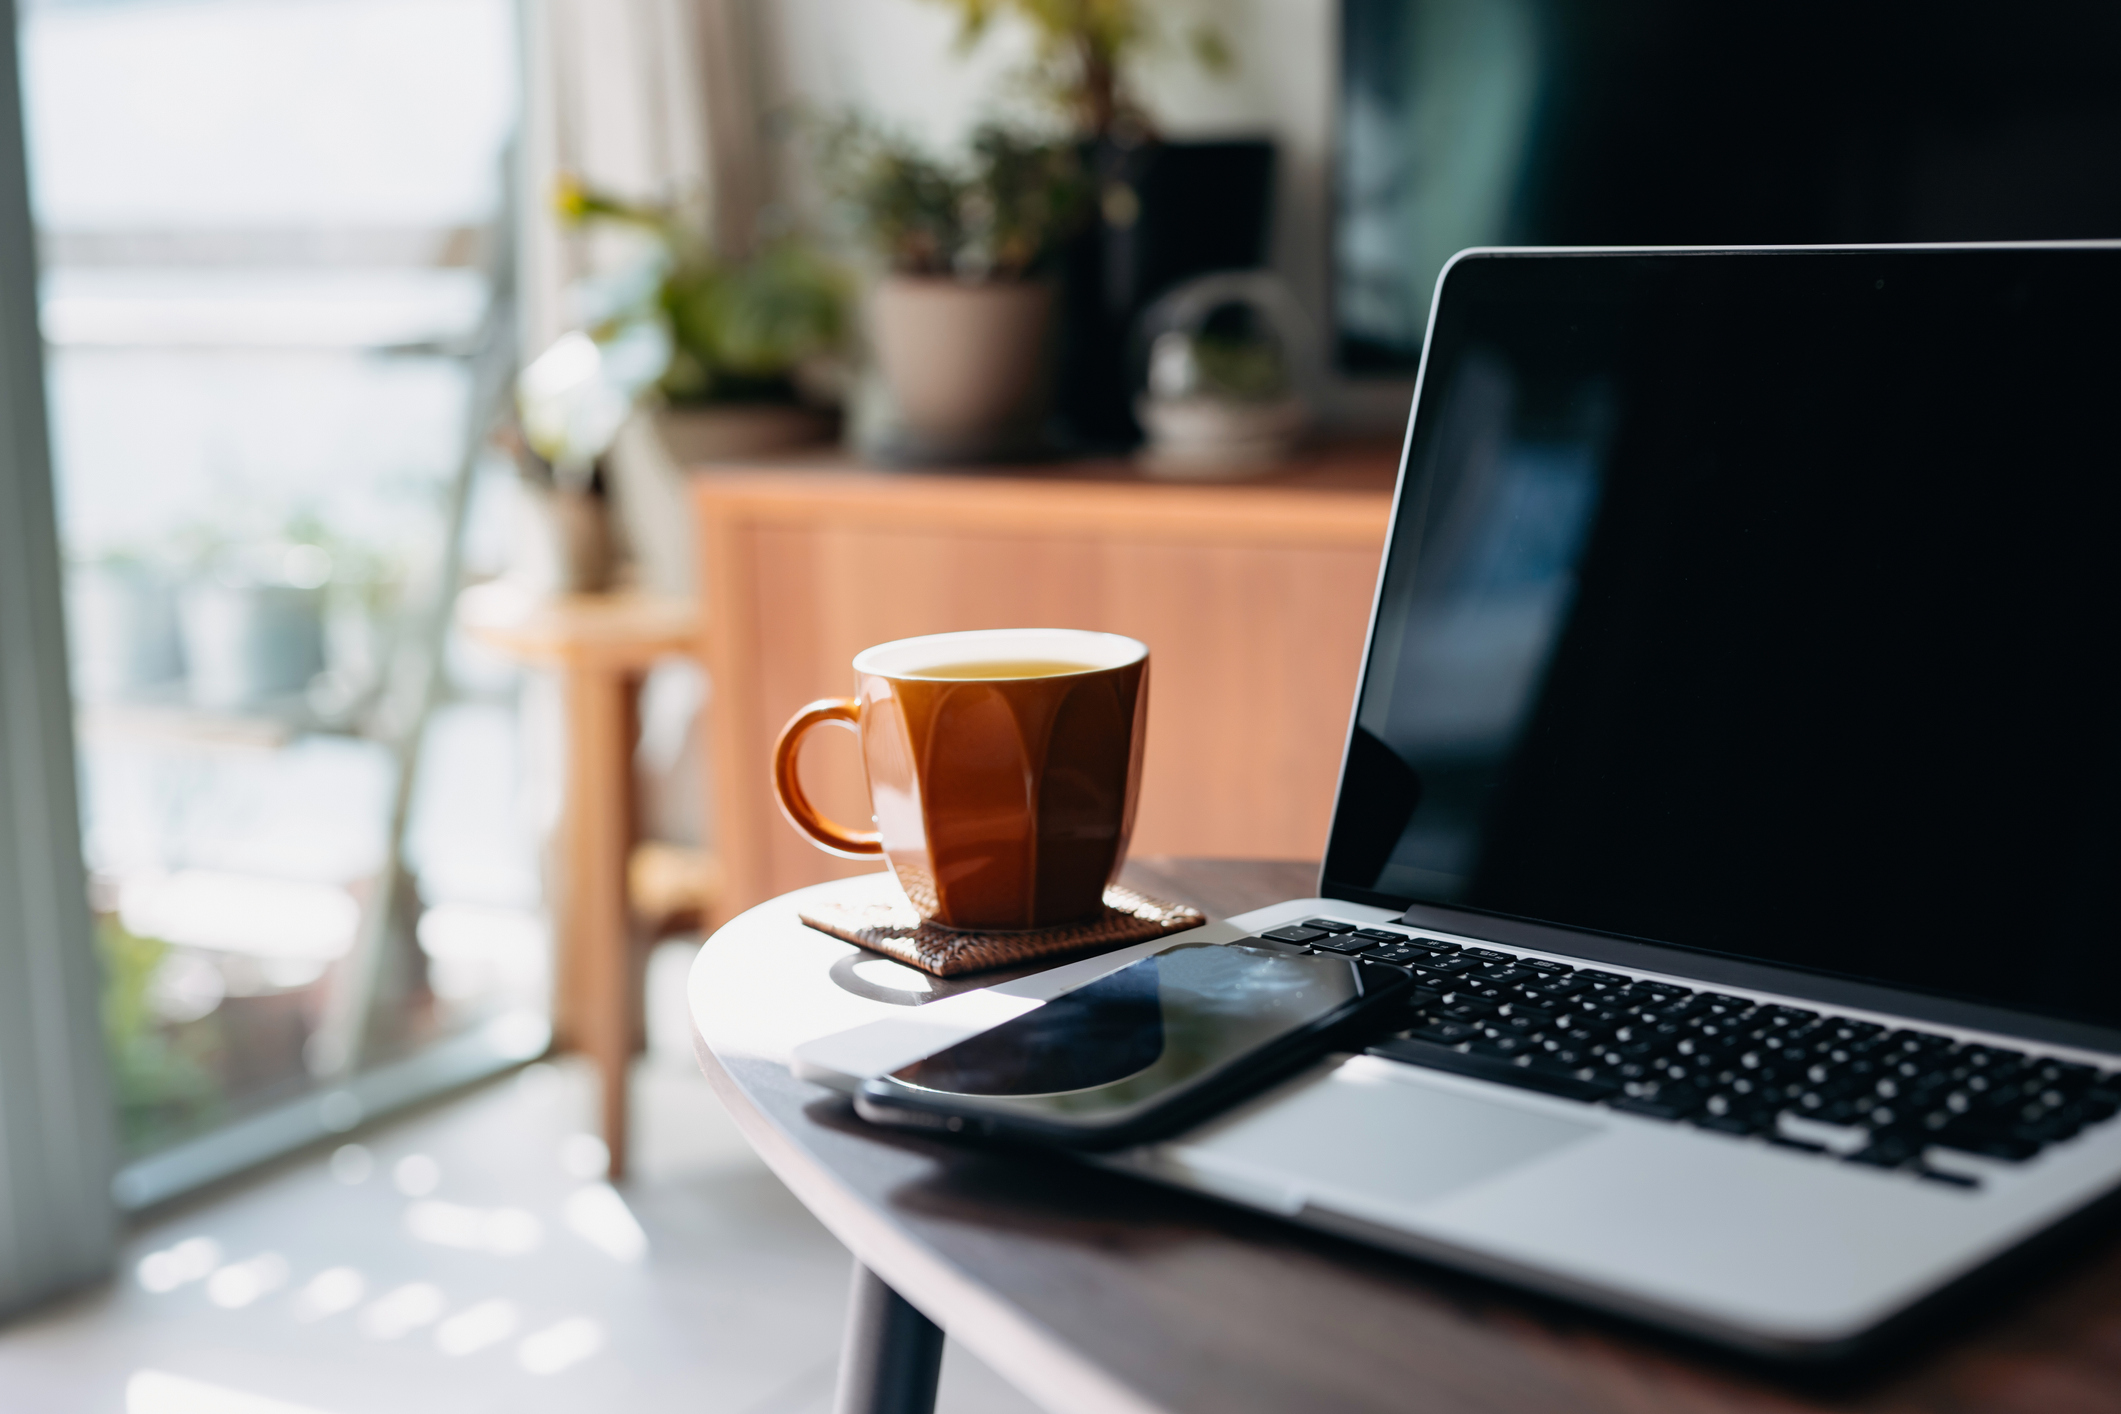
876,943 -> 1366,1127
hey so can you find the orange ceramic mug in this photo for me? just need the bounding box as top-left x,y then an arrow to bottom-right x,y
772,628 -> 1150,931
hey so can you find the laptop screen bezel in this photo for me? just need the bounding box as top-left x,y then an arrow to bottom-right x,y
1316,241 -> 2121,1051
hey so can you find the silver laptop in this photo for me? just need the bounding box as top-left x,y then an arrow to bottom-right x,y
798,244 -> 2121,1357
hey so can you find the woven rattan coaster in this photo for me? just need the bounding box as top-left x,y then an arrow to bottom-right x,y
799,882 -> 1206,978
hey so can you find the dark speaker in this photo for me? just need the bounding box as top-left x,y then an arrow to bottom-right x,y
1055,137 -> 1277,449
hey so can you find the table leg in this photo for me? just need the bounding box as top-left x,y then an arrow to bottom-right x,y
833,1263 -> 944,1414
559,664 -> 639,1179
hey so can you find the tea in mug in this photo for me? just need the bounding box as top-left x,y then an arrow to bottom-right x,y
911,659 -> 1100,680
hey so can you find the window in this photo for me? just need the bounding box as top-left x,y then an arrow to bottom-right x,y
25,0 -> 542,1206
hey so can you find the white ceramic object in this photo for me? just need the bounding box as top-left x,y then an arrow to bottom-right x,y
1135,395 -> 1309,479
1132,270 -> 1319,476
178,582 -> 326,710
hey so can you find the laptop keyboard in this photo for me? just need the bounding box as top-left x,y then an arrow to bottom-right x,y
1257,919 -> 2121,1191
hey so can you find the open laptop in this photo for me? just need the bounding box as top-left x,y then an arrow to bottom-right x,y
797,244 -> 2121,1357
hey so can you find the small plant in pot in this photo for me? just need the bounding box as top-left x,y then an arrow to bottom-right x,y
922,0 -> 1274,450
172,531 -> 332,715
166,511 -> 405,722
820,118 -> 1088,462
926,0 -> 1231,140
556,180 -> 852,462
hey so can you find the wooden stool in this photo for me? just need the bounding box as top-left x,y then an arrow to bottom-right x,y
459,583 -> 705,1177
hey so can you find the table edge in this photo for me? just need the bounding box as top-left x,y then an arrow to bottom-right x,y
685,984 -> 1172,1414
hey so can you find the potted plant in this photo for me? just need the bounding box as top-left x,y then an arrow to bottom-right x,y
923,0 -> 1274,450
555,180 -> 851,463
821,119 -> 1087,461
176,536 -> 332,713
158,506 -> 410,721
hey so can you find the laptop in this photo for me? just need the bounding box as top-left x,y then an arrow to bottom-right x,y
797,244 -> 2121,1357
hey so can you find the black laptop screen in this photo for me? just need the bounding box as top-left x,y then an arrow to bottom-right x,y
1325,248 -> 2121,1029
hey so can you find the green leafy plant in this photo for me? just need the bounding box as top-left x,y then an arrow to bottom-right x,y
556,179 -> 850,405
818,118 -> 1088,280
1188,301 -> 1289,400
928,0 -> 1232,137
97,916 -> 226,1154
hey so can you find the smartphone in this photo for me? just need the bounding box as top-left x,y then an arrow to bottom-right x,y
852,940 -> 1412,1150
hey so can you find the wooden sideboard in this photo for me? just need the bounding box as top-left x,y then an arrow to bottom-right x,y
690,443 -> 1399,918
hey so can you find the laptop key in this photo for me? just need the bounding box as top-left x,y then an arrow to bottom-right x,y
2021,1109 -> 2086,1143
2032,1059 -> 2095,1084
1501,1003 -> 1559,1027
1309,934 -> 1378,955
1300,918 -> 1357,934
1369,1037 -> 1621,1103
1609,1091 -> 1704,1122
1406,1021 -> 1481,1045
1368,943 -> 1432,966
1351,928 -> 1412,944
1259,926 -> 1327,945
1931,1130 -> 2041,1162
1461,948 -> 1515,963
1846,1134 -> 1920,1168
1409,938 -> 1463,954
1829,1018 -> 1887,1040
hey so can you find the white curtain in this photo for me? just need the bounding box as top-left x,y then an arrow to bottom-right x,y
518,0 -> 762,356
515,0 -> 747,858
517,0 -> 766,601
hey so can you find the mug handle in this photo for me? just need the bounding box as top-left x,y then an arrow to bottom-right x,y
772,698 -> 884,858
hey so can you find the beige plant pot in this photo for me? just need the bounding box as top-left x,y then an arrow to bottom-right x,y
654,402 -> 838,466
870,276 -> 1054,457
506,479 -> 616,595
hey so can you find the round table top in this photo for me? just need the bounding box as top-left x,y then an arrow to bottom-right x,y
456,582 -> 699,670
686,858 -> 2121,1414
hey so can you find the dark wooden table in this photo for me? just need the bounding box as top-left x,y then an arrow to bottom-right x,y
687,858 -> 2121,1414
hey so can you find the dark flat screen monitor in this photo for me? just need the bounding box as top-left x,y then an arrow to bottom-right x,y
1337,0 -> 2121,372
1323,246 -> 2120,1030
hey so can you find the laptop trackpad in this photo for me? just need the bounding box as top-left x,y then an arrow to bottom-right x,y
1170,1060 -> 1600,1210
